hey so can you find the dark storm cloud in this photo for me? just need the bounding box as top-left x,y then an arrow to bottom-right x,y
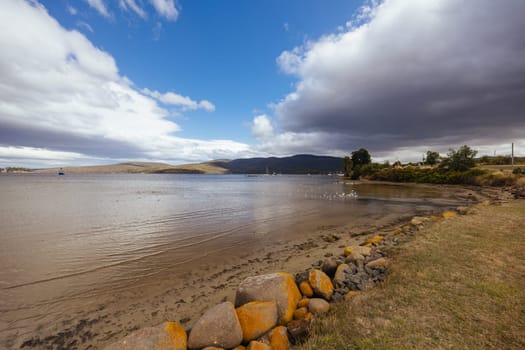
274,0 -> 525,158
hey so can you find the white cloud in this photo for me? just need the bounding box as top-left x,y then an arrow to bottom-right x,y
77,20 -> 94,33
85,0 -> 110,18
119,0 -> 147,19
0,0 -> 249,167
67,5 -> 77,15
251,115 -> 274,140
268,0 -> 525,161
143,89 -> 216,112
149,0 -> 178,21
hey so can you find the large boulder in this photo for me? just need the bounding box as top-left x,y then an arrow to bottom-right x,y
235,272 -> 301,324
188,302 -> 243,349
308,269 -> 334,300
236,301 -> 278,342
103,321 -> 187,350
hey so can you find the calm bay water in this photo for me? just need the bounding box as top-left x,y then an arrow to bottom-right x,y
0,174 -> 470,348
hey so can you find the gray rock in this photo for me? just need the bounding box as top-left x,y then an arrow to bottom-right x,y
103,322 -> 187,350
333,263 -> 351,287
321,257 -> 339,277
345,252 -> 364,264
308,298 -> 330,314
188,302 -> 243,350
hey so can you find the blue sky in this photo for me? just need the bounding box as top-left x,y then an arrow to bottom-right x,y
41,0 -> 360,142
1,0 -> 524,167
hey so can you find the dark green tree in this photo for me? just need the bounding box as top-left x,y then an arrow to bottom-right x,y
350,148 -> 371,179
424,151 -> 440,166
441,145 -> 478,171
351,148 -> 371,166
342,156 -> 353,177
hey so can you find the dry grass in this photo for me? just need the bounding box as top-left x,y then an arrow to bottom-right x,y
299,200 -> 525,350
35,161 -> 229,174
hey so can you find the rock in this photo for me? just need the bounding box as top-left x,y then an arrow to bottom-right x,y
293,307 -> 309,320
321,257 -> 339,277
410,216 -> 424,226
247,341 -> 272,350
269,326 -> 290,350
103,322 -> 187,350
202,348 -> 225,350
308,269 -> 334,300
308,298 -> 330,315
232,347 -> 247,350
236,301 -> 278,342
345,290 -> 360,299
442,211 -> 457,219
457,206 -> 469,215
236,272 -> 302,325
366,257 -> 388,269
299,281 -> 314,297
297,298 -> 310,308
333,263 -> 351,287
294,271 -> 309,285
365,235 -> 384,245
344,246 -> 371,257
287,319 -> 311,344
188,302 -> 243,350
345,252 -> 365,264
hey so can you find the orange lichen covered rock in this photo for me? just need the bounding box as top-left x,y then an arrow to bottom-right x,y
366,235 -> 384,245
299,281 -> 314,297
293,307 -> 309,320
442,211 -> 457,219
235,272 -> 301,325
247,340 -> 272,350
103,322 -> 187,350
297,297 -> 310,308
236,301 -> 278,342
269,326 -> 290,350
344,246 -> 371,257
308,269 -> 334,300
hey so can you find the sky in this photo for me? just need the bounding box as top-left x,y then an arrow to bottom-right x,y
1,0 -> 524,168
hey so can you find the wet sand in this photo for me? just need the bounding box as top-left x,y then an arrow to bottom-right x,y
0,177 -> 506,350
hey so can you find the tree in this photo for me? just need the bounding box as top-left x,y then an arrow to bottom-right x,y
424,151 -> 440,166
441,145 -> 478,171
342,156 -> 353,177
351,148 -> 371,166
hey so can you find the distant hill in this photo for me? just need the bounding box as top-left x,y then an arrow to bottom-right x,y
211,154 -> 343,174
31,155 -> 343,174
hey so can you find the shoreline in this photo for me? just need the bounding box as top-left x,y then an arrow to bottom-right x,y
3,183 -> 512,350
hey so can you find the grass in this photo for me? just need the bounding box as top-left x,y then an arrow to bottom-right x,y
298,200 -> 525,350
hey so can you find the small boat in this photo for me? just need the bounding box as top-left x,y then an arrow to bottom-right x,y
58,168 -> 65,175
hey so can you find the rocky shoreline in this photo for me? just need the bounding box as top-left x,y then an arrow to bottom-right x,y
98,204 -> 490,350
12,184 -> 514,350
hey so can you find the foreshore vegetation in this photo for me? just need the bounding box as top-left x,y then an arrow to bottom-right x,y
343,145 -> 525,187
298,199 -> 525,350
